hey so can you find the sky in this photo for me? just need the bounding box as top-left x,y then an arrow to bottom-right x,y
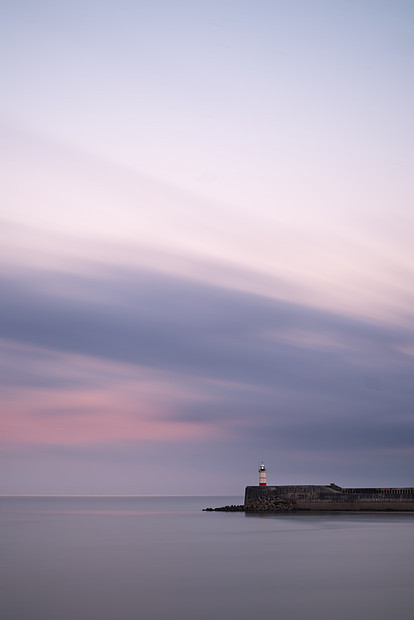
1,0 -> 413,494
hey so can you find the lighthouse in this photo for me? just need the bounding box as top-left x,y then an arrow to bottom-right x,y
259,462 -> 267,487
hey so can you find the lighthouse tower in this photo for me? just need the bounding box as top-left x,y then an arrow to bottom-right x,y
259,462 -> 267,487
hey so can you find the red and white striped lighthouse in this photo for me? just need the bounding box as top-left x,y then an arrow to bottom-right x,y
259,462 -> 267,487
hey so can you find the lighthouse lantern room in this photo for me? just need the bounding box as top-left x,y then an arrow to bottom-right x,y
259,462 -> 267,487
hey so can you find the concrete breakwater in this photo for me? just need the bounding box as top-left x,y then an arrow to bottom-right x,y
245,484 -> 414,511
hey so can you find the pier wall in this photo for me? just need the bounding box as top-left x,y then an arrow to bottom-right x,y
244,485 -> 414,511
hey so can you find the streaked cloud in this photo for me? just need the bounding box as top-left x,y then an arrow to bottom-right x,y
1,260 -> 412,466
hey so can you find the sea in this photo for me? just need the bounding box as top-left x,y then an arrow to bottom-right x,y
1,495 -> 413,620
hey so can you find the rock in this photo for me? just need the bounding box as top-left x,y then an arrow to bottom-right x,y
203,499 -> 295,513
245,498 -> 295,512
202,505 -> 245,512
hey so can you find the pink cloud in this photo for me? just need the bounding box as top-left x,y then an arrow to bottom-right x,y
0,386 -> 218,444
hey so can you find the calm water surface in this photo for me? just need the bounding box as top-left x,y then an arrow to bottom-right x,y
1,496 -> 413,620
